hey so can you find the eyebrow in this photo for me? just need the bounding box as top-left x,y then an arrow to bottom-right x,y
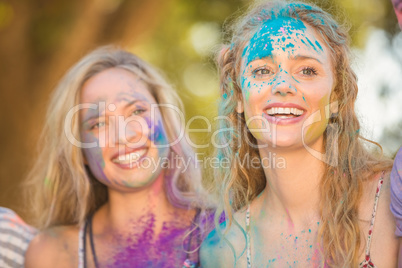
82,99 -> 140,123
247,54 -> 322,67
123,99 -> 140,108
289,55 -> 322,64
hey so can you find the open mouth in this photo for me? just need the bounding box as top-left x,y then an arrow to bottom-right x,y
112,148 -> 148,166
265,107 -> 305,118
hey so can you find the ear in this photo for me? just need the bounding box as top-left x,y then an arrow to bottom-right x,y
236,98 -> 244,113
329,100 -> 338,114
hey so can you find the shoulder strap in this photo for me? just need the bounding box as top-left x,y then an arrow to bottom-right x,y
78,220 -> 87,268
183,208 -> 202,267
88,212 -> 99,268
246,204 -> 251,268
364,171 -> 385,257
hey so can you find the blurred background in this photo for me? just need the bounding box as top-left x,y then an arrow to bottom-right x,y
0,0 -> 401,220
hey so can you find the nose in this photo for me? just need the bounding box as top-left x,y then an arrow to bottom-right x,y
115,116 -> 139,145
271,71 -> 297,96
115,116 -> 149,148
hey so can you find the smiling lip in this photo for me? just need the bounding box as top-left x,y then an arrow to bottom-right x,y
263,102 -> 307,125
111,147 -> 148,170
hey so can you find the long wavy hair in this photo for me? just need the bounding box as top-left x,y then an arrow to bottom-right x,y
26,46 -> 210,230
214,1 -> 392,266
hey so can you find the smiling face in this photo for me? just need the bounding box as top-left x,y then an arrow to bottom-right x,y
79,68 -> 169,192
239,17 -> 336,151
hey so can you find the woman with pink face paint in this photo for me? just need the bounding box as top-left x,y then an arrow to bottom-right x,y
201,1 -> 398,267
24,47 -> 213,268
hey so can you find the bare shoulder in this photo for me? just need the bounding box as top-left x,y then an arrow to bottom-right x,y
366,171 -> 398,267
200,211 -> 248,268
25,225 -> 80,268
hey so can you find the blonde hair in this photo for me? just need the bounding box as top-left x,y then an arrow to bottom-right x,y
214,1 -> 392,266
26,46 -> 209,230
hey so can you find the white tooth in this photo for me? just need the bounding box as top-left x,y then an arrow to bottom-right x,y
129,152 -> 140,161
298,109 -> 304,115
273,107 -> 277,114
278,107 -> 284,114
267,108 -> 274,115
113,149 -> 146,164
284,108 -> 290,114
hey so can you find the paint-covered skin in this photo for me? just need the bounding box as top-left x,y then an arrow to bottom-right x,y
80,68 -> 169,191
238,17 -> 335,150
26,209 -> 215,268
201,202 -> 323,267
88,210 -> 208,268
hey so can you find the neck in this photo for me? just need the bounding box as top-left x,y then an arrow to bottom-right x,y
95,170 -> 187,234
258,141 -> 325,229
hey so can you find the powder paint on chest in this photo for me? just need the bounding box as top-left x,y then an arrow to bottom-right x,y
251,226 -> 321,266
109,214 -> 190,267
93,210 -> 215,268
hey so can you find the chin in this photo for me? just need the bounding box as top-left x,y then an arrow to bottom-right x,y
259,133 -> 303,150
109,177 -> 158,192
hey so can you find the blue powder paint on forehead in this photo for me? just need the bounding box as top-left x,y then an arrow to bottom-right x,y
315,40 -> 323,51
285,43 -> 295,49
242,17 -> 307,65
305,37 -> 317,52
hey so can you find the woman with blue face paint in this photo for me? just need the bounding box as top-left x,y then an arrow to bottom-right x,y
24,47 -> 212,268
201,1 -> 398,267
